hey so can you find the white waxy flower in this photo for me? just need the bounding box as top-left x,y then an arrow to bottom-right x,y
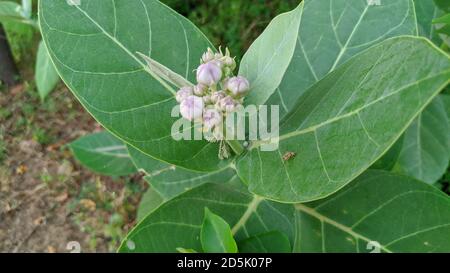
194,83 -> 207,96
211,91 -> 226,104
201,48 -> 215,63
176,87 -> 193,103
203,108 -> 223,129
180,95 -> 204,121
196,62 -> 223,86
227,76 -> 250,97
219,96 -> 238,113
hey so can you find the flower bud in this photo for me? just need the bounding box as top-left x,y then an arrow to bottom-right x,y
210,91 -> 226,104
227,76 -> 250,97
203,95 -> 212,104
176,87 -> 193,103
201,48 -> 215,63
180,95 -> 204,121
223,56 -> 236,70
196,62 -> 223,86
193,83 -> 207,96
203,108 -> 222,129
218,96 -> 238,113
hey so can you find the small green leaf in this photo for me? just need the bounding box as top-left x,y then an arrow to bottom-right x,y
176,248 -> 197,253
201,208 -> 238,253
238,231 -> 291,253
35,41 -> 60,101
69,131 -> 137,176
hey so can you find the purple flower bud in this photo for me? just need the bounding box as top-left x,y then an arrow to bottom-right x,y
176,87 -> 193,103
210,91 -> 226,104
201,48 -> 215,63
193,83 -> 207,96
180,95 -> 204,121
219,96 -> 238,113
196,62 -> 223,86
227,76 -> 250,97
203,108 -> 222,129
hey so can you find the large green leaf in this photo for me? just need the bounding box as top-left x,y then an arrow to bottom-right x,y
293,170 -> 450,253
394,97 -> 450,184
201,208 -> 238,253
128,145 -> 235,199
137,187 -> 164,222
118,177 -> 296,253
39,0 -> 230,173
241,0 -> 417,116
119,171 -> 450,253
69,131 -> 137,176
237,37 -> 450,203
35,41 -> 60,100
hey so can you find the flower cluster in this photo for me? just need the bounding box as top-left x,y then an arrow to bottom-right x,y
176,48 -> 250,143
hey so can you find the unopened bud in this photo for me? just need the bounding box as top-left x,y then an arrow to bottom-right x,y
211,91 -> 226,104
219,96 -> 238,113
197,62 -> 222,86
227,76 -> 250,97
194,83 -> 207,96
180,95 -> 204,121
176,87 -> 193,103
203,108 -> 222,129
201,48 -> 215,63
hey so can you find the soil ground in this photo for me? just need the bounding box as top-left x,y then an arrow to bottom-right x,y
0,82 -> 146,253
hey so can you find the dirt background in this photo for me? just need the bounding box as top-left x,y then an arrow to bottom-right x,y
0,82 -> 147,253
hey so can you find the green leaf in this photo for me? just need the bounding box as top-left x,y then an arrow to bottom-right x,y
137,187 -> 165,222
241,0 -> 417,116
434,0 -> 450,13
238,3 -> 303,107
237,231 -> 291,253
393,97 -> 450,183
118,179 -> 296,253
35,41 -> 60,100
69,131 -> 137,176
414,0 -> 444,45
370,134 -> 404,171
0,1 -> 26,23
128,145 -> 235,199
39,0 -> 231,172
119,170 -> 450,253
201,208 -> 238,253
237,37 -> 450,203
294,170 -> 450,253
